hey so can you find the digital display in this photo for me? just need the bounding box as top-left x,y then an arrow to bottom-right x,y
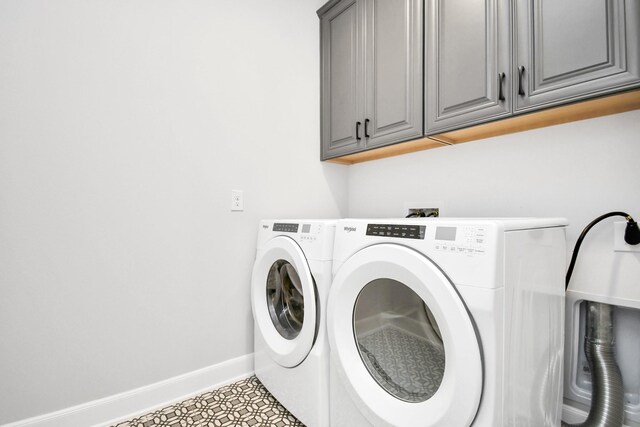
366,224 -> 426,240
301,224 -> 311,233
273,223 -> 299,233
435,226 -> 457,241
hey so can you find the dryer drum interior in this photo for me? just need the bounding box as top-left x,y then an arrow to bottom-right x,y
353,278 -> 446,403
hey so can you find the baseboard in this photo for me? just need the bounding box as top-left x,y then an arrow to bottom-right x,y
4,354 -> 254,427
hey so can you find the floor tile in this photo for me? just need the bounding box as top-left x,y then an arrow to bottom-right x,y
112,376 -> 305,427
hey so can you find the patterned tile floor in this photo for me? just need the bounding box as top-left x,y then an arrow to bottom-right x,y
112,376 -> 305,427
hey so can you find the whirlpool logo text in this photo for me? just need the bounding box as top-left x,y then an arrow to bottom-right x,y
343,226 -> 357,233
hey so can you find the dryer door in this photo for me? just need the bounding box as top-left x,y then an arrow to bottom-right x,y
251,236 -> 318,368
328,244 -> 483,427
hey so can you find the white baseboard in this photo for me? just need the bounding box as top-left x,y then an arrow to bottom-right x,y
4,354 -> 254,427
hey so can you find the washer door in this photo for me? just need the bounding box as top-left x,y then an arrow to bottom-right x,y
251,236 -> 318,368
327,244 -> 483,427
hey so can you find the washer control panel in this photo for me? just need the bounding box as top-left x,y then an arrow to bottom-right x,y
272,222 -> 323,242
434,225 -> 487,255
273,223 -> 299,233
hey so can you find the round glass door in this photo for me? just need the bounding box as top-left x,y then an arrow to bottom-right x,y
327,243 -> 483,426
251,236 -> 318,368
354,278 -> 444,403
266,259 -> 304,340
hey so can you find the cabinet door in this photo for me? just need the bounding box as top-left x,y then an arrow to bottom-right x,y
514,0 -> 640,112
425,0 -> 511,134
320,0 -> 365,159
363,0 -> 423,148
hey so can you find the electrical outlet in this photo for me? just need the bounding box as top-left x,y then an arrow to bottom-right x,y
231,190 -> 243,211
614,221 -> 640,252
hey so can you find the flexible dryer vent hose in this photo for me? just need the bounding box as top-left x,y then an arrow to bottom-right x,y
562,302 -> 625,427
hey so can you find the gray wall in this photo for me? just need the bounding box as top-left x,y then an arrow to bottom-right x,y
0,0 -> 344,423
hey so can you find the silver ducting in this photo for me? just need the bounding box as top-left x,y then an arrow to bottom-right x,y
562,302 -> 625,427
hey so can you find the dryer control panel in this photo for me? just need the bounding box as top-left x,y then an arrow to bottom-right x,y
366,223 -> 426,239
434,225 -> 487,255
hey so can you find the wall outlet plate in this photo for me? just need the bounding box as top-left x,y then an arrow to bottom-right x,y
231,190 -> 243,211
614,221 -> 640,252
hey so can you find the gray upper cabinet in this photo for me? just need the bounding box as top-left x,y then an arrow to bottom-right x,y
320,0 -> 640,161
514,0 -> 640,112
319,0 -> 422,159
364,0 -> 423,148
320,0 -> 363,158
425,0 -> 512,134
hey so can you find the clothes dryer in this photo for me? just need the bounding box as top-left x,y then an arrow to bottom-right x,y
328,218 -> 567,427
251,220 -> 335,427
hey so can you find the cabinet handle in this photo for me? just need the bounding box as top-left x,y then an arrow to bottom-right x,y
356,121 -> 362,140
518,66 -> 526,96
364,118 -> 370,138
498,72 -> 506,102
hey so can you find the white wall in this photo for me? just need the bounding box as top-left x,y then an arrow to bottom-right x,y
0,0 -> 345,424
348,110 -> 640,302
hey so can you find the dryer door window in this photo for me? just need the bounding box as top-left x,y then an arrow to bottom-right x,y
266,259 -> 305,340
354,278 -> 445,403
327,243 -> 483,426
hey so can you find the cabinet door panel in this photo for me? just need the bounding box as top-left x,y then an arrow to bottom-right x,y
515,0 -> 640,112
425,0 -> 511,134
364,0 -> 423,148
321,0 -> 364,159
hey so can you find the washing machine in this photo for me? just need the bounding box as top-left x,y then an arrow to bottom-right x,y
251,219 -> 335,427
327,218 -> 568,427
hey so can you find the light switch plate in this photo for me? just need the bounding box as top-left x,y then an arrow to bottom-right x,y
614,221 -> 640,252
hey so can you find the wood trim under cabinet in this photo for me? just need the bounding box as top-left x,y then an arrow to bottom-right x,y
325,89 -> 640,165
325,137 -> 447,165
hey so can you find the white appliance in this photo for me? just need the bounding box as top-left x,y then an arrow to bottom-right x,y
327,218 -> 568,427
251,219 -> 335,427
